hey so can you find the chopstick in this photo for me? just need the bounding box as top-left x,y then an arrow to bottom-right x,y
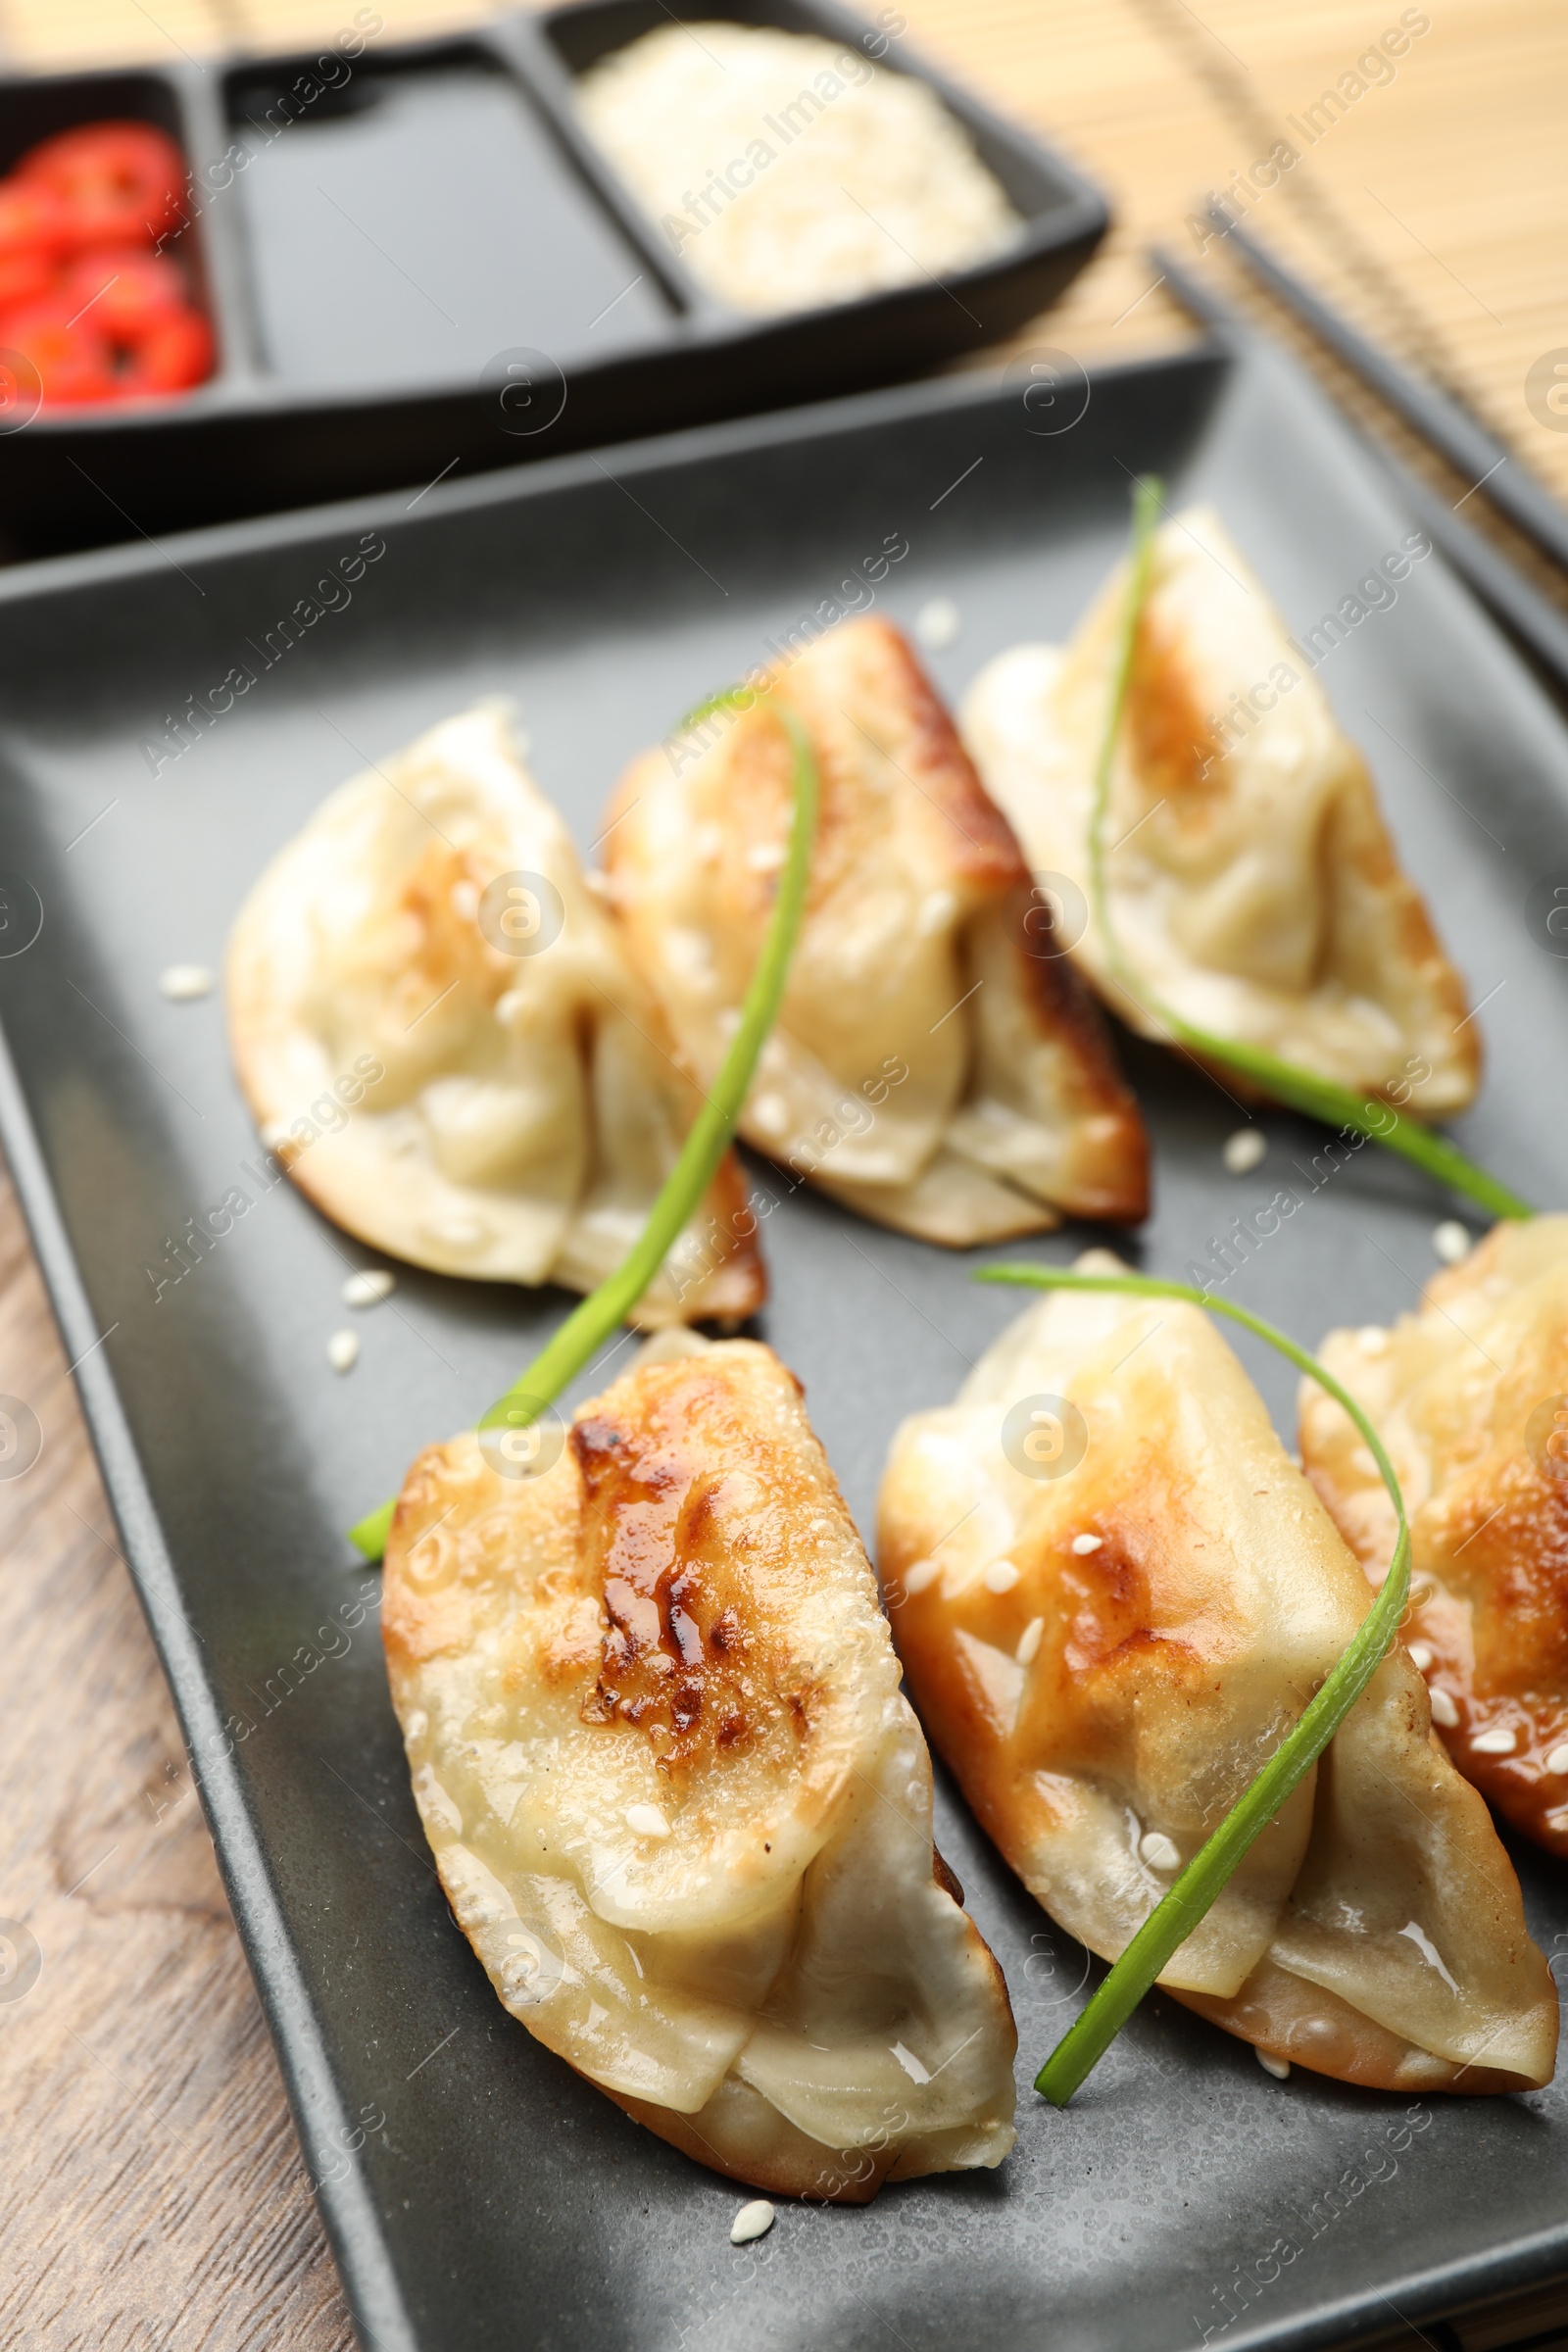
1150,243 -> 1568,703
1205,209 -> 1568,579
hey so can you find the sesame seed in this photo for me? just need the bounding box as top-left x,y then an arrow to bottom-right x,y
626,1803 -> 671,1838
983,1559 -> 1020,1592
342,1268 -> 396,1308
730,2199 -> 775,2245
1433,1221 -> 1471,1265
1139,1831 -> 1182,1871
1546,1744 -> 1568,1777
1256,2049 -> 1291,2081
1471,1725 -> 1516,1755
1429,1688 -> 1460,1729
1223,1128 -> 1266,1174
326,1330 -> 360,1374
1406,1642 -> 1434,1672
159,963 -> 213,1001
903,1558 -> 940,1594
914,596 -> 960,652
1016,1617 -> 1044,1665
1071,1533 -> 1102,1555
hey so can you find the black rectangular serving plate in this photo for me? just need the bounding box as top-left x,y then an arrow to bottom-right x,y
0,2 -> 1105,554
4,339 -> 1568,2352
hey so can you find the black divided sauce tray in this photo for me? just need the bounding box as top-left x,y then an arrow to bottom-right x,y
5,339 -> 1568,2352
0,2 -> 1106,553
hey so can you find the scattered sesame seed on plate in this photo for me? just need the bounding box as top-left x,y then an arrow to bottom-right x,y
1222,1128 -> 1266,1173
730,2199 -> 775,2245
159,963 -> 213,1001
342,1268 -> 396,1308
1432,1220 -> 1471,1264
914,596 -> 960,652
326,1330 -> 360,1374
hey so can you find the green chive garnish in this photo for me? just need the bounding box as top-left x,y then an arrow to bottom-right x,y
971,1262 -> 1410,2104
347,700 -> 818,1563
1092,476 -> 1529,1222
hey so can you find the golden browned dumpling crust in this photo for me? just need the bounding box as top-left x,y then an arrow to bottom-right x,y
962,508 -> 1478,1117
225,704 -> 760,1323
1302,1215 -> 1568,1860
878,1258 -> 1557,2092
383,1340 -> 1017,2199
600,615 -> 1148,1243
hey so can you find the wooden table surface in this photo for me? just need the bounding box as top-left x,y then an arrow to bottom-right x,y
1,3 -> 1565,2345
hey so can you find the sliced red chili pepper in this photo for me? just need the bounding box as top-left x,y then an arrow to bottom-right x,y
0,298 -> 116,405
0,246 -> 56,309
111,302 -> 213,395
0,179 -> 74,254
18,122 -> 187,246
0,181 -> 74,306
61,246 -> 187,334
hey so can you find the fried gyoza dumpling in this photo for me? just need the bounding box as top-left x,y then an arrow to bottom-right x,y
600,616 -> 1148,1244
382,1339 -> 1017,2199
961,508 -> 1478,1115
226,704 -> 760,1323
1301,1215 -> 1568,1859
877,1258 -> 1556,2091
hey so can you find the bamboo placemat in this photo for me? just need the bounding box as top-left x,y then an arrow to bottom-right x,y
7,0 -> 1566,486
0,6 -> 1564,2349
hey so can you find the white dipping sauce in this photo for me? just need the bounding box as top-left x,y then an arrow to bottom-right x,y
577,24 -> 1018,317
